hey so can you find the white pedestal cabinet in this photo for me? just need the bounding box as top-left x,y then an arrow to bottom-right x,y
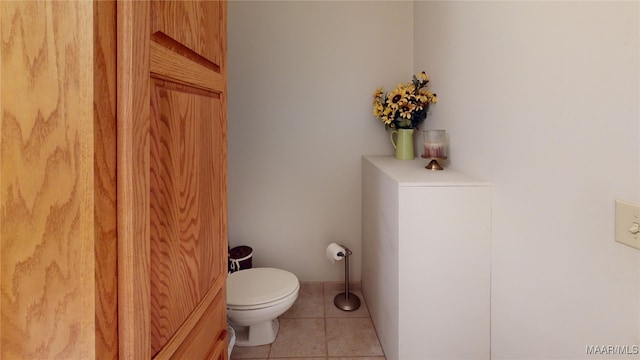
362,156 -> 491,360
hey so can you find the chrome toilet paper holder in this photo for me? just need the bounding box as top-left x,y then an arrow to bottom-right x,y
334,247 -> 361,311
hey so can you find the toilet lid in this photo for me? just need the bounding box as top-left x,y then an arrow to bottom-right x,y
227,268 -> 299,307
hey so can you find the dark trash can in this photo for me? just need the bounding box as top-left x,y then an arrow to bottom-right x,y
228,246 -> 253,273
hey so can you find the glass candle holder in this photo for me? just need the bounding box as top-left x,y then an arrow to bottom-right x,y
422,130 -> 448,170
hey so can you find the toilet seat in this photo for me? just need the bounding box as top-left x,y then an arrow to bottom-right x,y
227,268 -> 299,310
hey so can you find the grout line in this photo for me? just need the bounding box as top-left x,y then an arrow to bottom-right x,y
323,282 -> 329,357
322,283 -> 326,318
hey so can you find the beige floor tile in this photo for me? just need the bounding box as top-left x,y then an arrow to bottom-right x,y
326,318 -> 384,357
269,318 -> 327,358
230,282 -> 385,360
282,282 -> 324,318
229,343 -> 270,359
324,288 -> 370,318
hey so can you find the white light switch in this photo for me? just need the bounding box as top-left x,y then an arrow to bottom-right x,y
615,199 -> 640,250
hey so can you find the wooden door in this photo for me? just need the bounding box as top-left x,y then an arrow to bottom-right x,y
1,1 -> 118,358
117,1 -> 228,359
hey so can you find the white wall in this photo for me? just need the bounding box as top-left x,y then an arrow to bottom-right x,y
227,1 -> 414,281
414,2 -> 640,359
229,1 -> 640,357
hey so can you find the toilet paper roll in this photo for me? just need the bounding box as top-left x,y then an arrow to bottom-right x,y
326,243 -> 346,264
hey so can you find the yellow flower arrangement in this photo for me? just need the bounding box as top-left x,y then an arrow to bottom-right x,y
372,71 -> 438,129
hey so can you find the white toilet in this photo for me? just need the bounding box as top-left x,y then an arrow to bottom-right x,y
227,267 -> 299,346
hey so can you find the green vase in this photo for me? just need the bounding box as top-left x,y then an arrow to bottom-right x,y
389,128 -> 414,160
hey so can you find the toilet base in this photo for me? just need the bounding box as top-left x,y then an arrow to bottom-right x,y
232,318 -> 280,347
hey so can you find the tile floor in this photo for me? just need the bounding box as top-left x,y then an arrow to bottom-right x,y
230,282 -> 386,360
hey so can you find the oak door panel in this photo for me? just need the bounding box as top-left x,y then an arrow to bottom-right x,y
151,1 -> 223,70
118,1 -> 227,358
149,79 -> 225,355
157,286 -> 227,360
1,1 -> 96,358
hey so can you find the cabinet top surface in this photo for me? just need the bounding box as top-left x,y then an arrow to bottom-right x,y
363,156 -> 491,187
